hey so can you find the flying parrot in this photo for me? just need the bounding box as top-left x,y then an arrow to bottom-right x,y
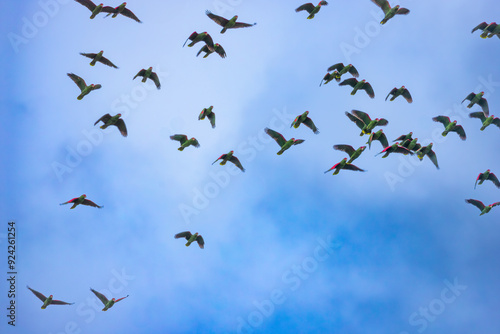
90,288 -> 129,311
73,0 -> 114,19
199,106 -> 216,128
333,145 -> 366,163
133,67 -> 161,89
295,1 -> 328,19
386,86 -> 412,103
170,135 -> 200,151
339,78 -> 375,98
465,199 -> 500,216
213,151 -> 245,172
104,2 -> 141,22
462,92 -> 489,116
94,113 -> 127,137
345,110 -> 388,136
291,111 -> 319,134
264,128 -> 305,155
60,194 -> 103,209
27,286 -> 74,309
183,31 -> 215,52
469,112 -> 500,131
67,73 -> 101,100
175,231 -> 205,248
324,158 -> 365,175
205,10 -> 256,33
371,0 -> 410,24
197,43 -> 226,58
415,143 -> 439,169
475,170 -> 500,189
432,116 -> 466,140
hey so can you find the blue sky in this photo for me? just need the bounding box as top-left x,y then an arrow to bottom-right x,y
2,0 -> 500,333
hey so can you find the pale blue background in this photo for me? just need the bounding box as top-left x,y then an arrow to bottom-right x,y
1,0 -> 500,333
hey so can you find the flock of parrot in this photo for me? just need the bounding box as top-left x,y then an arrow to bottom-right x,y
28,0 -> 499,311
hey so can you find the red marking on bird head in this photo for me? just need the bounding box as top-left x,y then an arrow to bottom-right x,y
111,298 -> 116,301
360,146 -> 366,150
215,43 -> 220,46
83,194 -> 87,197
361,79 -> 366,82
395,5 -> 400,9
305,111 -> 309,115
117,113 -> 122,117
148,67 -> 153,70
49,295 -> 53,298
375,118 -> 380,121
291,138 -> 295,141
402,85 -> 405,88
234,15 -> 239,19
123,2 -> 127,5
229,150 -> 234,154
481,91 -> 484,94
90,84 -> 95,87
203,32 -> 208,34
100,50 -> 103,53
487,169 -> 491,172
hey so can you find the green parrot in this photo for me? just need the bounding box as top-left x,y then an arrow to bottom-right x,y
213,151 -> 245,172
333,145 -> 366,163
199,106 -> 216,128
462,92 -> 489,116
319,70 -> 341,86
472,22 -> 500,38
264,128 -> 305,155
94,113 -> 127,137
465,199 -> 500,216
475,170 -> 500,189
367,129 -> 388,149
27,286 -> 74,309
393,132 -> 413,143
205,10 -> 256,33
133,67 -> 161,89
170,135 -> 200,151
67,73 -> 101,100
327,63 -> 359,80
291,111 -> 319,134
90,288 -> 129,311
197,43 -> 226,58
339,78 -> 375,98
74,0 -> 114,19
104,2 -> 141,22
386,86 -> 412,103
80,51 -> 118,68
183,31 -> 215,52
415,143 -> 439,169
400,138 -> 421,152
371,0 -> 410,25
432,116 -> 466,140
60,194 -> 103,209
469,112 -> 500,131
324,158 -> 365,175
175,231 -> 205,248
295,1 -> 328,19
376,144 -> 414,158
345,110 -> 388,136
